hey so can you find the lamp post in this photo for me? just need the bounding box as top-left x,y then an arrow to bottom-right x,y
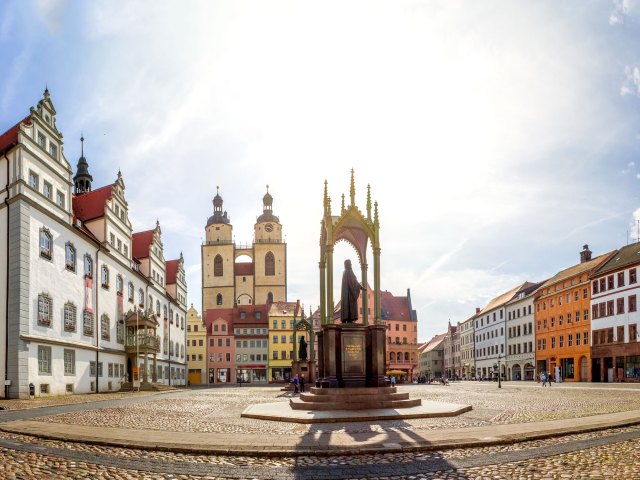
497,355 -> 502,389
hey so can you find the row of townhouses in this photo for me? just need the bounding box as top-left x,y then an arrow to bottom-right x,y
0,91 -> 188,399
422,244 -> 640,383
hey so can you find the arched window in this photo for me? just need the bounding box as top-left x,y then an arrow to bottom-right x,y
65,242 -> 76,272
267,292 -> 274,303
396,352 -> 402,361
39,229 -> 52,259
214,255 -> 223,277
116,274 -> 123,294
101,314 -> 110,341
389,352 -> 394,362
404,352 -> 410,362
163,305 -> 168,319
101,265 -> 109,288
216,293 -> 223,305
128,282 -> 134,301
84,255 -> 93,277
138,288 -> 144,307
265,252 -> 275,276
156,300 -> 160,315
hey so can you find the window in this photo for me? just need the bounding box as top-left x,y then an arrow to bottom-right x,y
38,346 -> 52,374
117,239 -> 122,252
630,324 -> 638,342
265,252 -> 275,276
214,255 -> 223,276
84,255 -> 93,277
37,294 -> 52,327
64,302 -> 76,332
216,294 -> 222,305
37,132 -> 46,148
630,295 -> 637,313
156,300 -> 160,315
101,265 -> 109,288
49,142 -> 58,158
128,282 -> 134,301
114,274 -> 123,295
137,288 -> 144,307
617,298 -> 625,314
631,269 -> 638,284
273,351 -> 278,360
56,190 -> 65,208
28,170 -> 39,189
124,245 -> 128,257
39,229 -> 52,259
101,314 -> 110,341
64,349 -> 75,375
83,310 -> 94,336
65,243 -> 76,272
593,281 -> 599,295
273,335 -> 278,344
618,272 -> 625,288
109,233 -> 115,246
116,318 -> 124,344
584,308 -> 589,321
43,181 -> 52,199
584,331 -> 589,345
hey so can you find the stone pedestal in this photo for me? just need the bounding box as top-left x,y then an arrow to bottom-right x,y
317,323 -> 386,389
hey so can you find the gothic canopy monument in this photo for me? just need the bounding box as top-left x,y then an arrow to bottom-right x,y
316,170 -> 386,388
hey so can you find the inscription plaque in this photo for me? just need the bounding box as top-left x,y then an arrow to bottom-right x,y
342,333 -> 365,375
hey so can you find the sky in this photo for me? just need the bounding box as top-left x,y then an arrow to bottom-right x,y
1,0 -> 640,343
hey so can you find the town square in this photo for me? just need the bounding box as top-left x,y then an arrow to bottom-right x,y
1,1 -> 640,478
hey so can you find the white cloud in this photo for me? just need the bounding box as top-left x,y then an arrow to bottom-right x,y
622,65 -> 640,96
35,0 -> 67,35
610,0 -> 633,25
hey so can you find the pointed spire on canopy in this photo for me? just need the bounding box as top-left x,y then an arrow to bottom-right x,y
374,201 -> 379,227
323,179 -> 329,213
350,168 -> 356,207
366,184 -> 372,220
73,133 -> 93,195
341,193 -> 345,213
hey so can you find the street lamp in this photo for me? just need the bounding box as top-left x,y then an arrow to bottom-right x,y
497,355 -> 502,389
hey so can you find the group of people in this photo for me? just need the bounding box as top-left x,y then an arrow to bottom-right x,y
539,371 -> 554,386
292,374 -> 305,394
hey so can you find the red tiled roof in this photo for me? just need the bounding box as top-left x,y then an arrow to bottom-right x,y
132,230 -> 155,259
166,259 -> 180,284
233,305 -> 268,325
204,308 -> 234,334
381,291 -> 410,320
72,185 -> 113,222
0,116 -> 30,154
234,262 -> 254,276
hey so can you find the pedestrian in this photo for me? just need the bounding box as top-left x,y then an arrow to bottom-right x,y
300,374 -> 305,393
391,375 -> 396,387
541,372 -> 546,386
293,374 -> 299,394
548,372 -> 552,387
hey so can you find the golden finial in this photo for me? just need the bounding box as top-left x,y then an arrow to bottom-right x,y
374,201 -> 379,226
366,184 -> 372,220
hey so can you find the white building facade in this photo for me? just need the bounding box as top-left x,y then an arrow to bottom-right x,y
459,313 -> 476,380
0,91 -> 187,398
504,282 -> 540,381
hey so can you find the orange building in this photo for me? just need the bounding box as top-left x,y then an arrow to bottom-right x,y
204,308 -> 235,383
534,246 -> 614,382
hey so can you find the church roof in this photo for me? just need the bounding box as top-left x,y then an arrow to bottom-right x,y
0,116 -> 30,154
72,185 -> 113,222
132,230 -> 155,259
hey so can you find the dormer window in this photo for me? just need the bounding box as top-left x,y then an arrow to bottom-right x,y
37,132 -> 46,148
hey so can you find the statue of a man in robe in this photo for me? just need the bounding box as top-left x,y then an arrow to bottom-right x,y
340,259 -> 364,323
298,336 -> 308,360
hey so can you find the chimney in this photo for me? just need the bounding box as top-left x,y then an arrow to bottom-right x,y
475,307 -> 481,314
580,244 -> 592,263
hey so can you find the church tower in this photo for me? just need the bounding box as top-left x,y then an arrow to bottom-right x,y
253,185 -> 287,304
202,187 -> 236,311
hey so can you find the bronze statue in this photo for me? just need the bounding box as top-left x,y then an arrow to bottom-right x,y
298,336 -> 308,360
341,259 -> 364,323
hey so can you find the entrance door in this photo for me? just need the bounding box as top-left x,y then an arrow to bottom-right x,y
127,358 -> 132,383
188,370 -> 202,385
592,358 -> 601,382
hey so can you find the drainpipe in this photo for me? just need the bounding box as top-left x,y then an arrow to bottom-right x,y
168,303 -> 171,386
95,244 -> 101,393
4,147 -> 15,398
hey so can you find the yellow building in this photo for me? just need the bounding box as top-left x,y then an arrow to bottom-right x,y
268,301 -> 298,383
202,187 -> 287,311
186,305 -> 206,385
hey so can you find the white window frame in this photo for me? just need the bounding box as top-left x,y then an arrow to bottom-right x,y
63,349 -> 75,375
38,346 -> 52,374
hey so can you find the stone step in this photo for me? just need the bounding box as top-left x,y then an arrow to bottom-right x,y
299,392 -> 410,403
309,386 -> 397,395
289,397 -> 422,411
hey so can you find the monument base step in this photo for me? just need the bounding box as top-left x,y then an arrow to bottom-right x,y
290,397 -> 421,410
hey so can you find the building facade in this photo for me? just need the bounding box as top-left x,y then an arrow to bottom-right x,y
418,333 -> 446,380
0,91 -> 187,398
459,313 -> 476,380
535,245 -> 614,382
505,283 -> 540,381
268,301 -> 297,382
443,321 -> 459,379
186,305 -> 206,385
234,305 -> 269,383
381,289 -> 419,380
590,244 -> 640,382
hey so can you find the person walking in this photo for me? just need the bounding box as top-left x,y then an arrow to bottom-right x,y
547,372 -> 552,387
541,372 -> 547,386
293,374 -> 299,395
300,374 -> 305,393
391,375 -> 396,387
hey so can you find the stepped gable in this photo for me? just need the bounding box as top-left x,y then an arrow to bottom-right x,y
72,184 -> 113,222
0,116 -> 31,154
166,259 -> 180,284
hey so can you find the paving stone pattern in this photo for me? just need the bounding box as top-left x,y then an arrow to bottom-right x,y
0,382 -> 639,478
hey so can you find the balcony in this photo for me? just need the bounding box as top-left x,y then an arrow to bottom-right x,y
125,332 -> 160,354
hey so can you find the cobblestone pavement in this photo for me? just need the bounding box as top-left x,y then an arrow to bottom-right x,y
0,382 -> 639,478
31,382 -> 640,435
0,390 -> 165,411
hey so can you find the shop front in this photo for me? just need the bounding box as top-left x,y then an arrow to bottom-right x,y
236,365 -> 268,383
270,367 -> 292,383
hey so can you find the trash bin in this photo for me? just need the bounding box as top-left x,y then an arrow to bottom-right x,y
29,383 -> 35,398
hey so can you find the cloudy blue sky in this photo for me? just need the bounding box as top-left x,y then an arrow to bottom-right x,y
1,1 -> 640,342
